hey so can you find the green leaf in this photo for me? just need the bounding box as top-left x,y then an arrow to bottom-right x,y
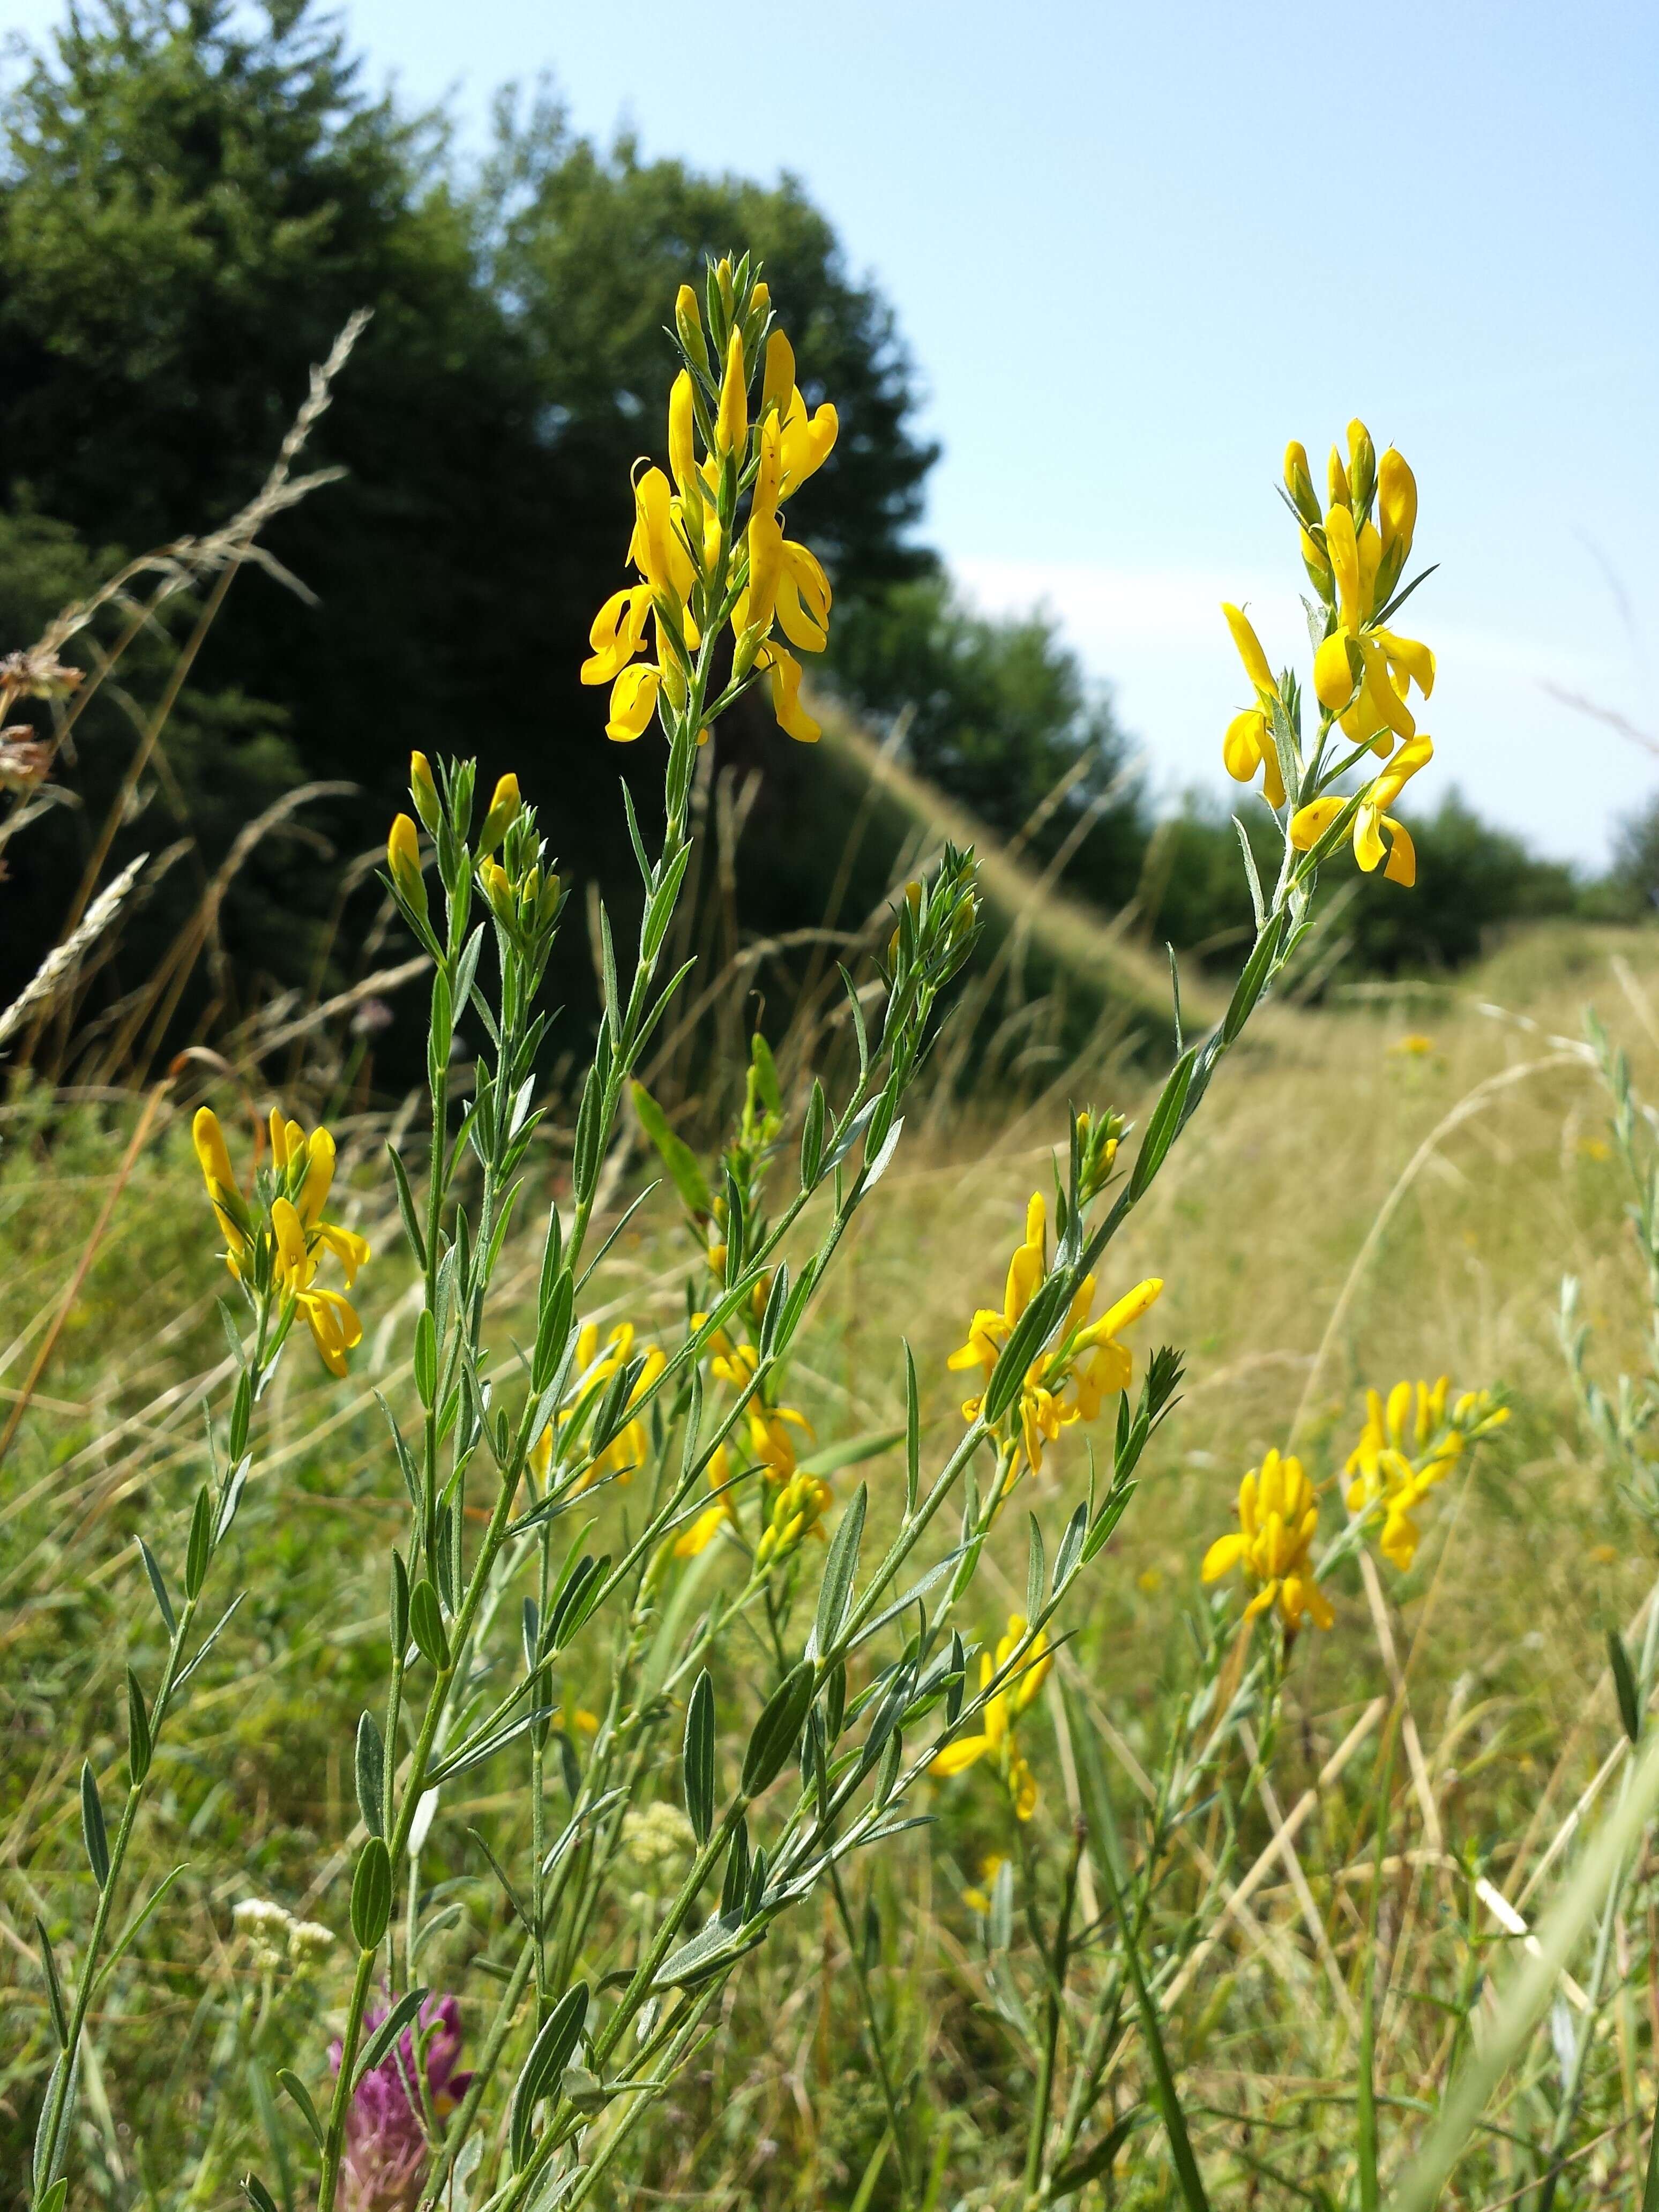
355,1712 -> 385,1838
125,1667 -> 152,1785
184,1482 -> 213,1598
548,1553 -> 610,1651
92,1864 -> 191,2000
136,1536 -> 176,1634
35,1916 -> 68,2047
386,1140 -> 427,1268
1127,1045 -> 1197,1202
80,1761 -> 109,1889
903,1342 -> 920,1516
350,1836 -> 393,1952
795,1429 -> 904,1481
811,1483 -> 866,1658
1611,1627 -> 1642,1744
353,1986 -> 430,2087
1024,1513 -> 1045,1621
631,1082 -> 713,1217
242,2177 -> 280,2212
750,1030 -> 782,1114
684,1671 -> 715,1845
742,1662 -> 816,1797
276,2068 -> 324,2148
409,1579 -> 449,1669
34,2183 -> 69,2212
510,1981 -> 590,2170
799,1077 -> 826,1188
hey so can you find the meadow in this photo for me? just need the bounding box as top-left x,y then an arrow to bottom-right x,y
8,259 -> 1659,2212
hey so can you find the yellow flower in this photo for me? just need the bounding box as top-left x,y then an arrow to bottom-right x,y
1344,1378 -> 1507,1570
675,1442 -> 741,1558
539,1321 -> 664,1492
1201,1448 -> 1333,1632
930,1615 -> 1052,1821
754,1467 -> 833,1567
1289,733 -> 1432,886
387,812 -> 424,908
1219,603 -> 1287,810
191,1107 -> 368,1375
1391,1033 -> 1436,1057
580,270 -> 837,752
948,1191 -> 1161,1484
962,1852 -> 1007,1916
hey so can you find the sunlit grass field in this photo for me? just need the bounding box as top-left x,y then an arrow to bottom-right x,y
8,914 -> 1659,2205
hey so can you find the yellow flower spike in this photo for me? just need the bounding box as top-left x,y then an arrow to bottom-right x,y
1201,1447 -> 1332,1633
387,812 -> 424,909
479,773 -> 521,856
763,330 -> 795,419
716,328 -> 748,457
409,749 -> 442,832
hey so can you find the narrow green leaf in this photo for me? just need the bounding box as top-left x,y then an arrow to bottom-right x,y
276,2068 -> 325,2147
136,1536 -> 176,1633
903,1342 -> 920,1517
1127,1045 -> 1198,1202
355,1713 -> 385,1839
243,2176 -> 280,2212
125,1668 -> 153,1785
631,1082 -> 713,1217
510,1981 -> 590,2170
684,1671 -> 715,1845
1024,1513 -> 1045,1622
353,1986 -> 430,2087
184,1483 -> 213,1599
35,1916 -> 68,2046
385,1141 -> 427,1268
80,1761 -> 109,1889
1611,1627 -> 1642,1744
812,1483 -> 867,1658
742,1662 -> 816,1797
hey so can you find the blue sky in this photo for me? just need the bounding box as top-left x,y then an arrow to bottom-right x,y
12,0 -> 1658,861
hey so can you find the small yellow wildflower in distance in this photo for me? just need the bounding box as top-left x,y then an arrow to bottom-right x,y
1344,1378 -> 1507,1570
1201,1448 -> 1333,1632
190,1105 -> 369,1377
931,1615 -> 1053,1821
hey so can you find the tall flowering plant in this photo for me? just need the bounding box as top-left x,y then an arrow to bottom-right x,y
29,262 -> 1457,2212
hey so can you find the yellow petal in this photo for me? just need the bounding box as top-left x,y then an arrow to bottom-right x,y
607,664 -> 662,744
1381,816 -> 1416,886
192,1107 -> 237,1198
1289,797 -> 1344,853
1314,631 -> 1357,712
1201,1531 -> 1246,1582
1221,603 -> 1274,695
1223,707 -> 1266,784
930,1736 -> 992,1777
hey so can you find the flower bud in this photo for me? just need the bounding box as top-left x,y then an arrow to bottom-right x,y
387,812 -> 426,916
714,256 -> 735,320
675,282 -> 708,371
1299,526 -> 1334,602
479,856 -> 514,923
409,750 -> 442,832
1283,441 -> 1320,527
716,329 -> 747,457
1378,447 -> 1417,565
762,331 -> 795,422
1347,420 -> 1377,521
478,772 -> 521,855
1327,444 -> 1351,510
